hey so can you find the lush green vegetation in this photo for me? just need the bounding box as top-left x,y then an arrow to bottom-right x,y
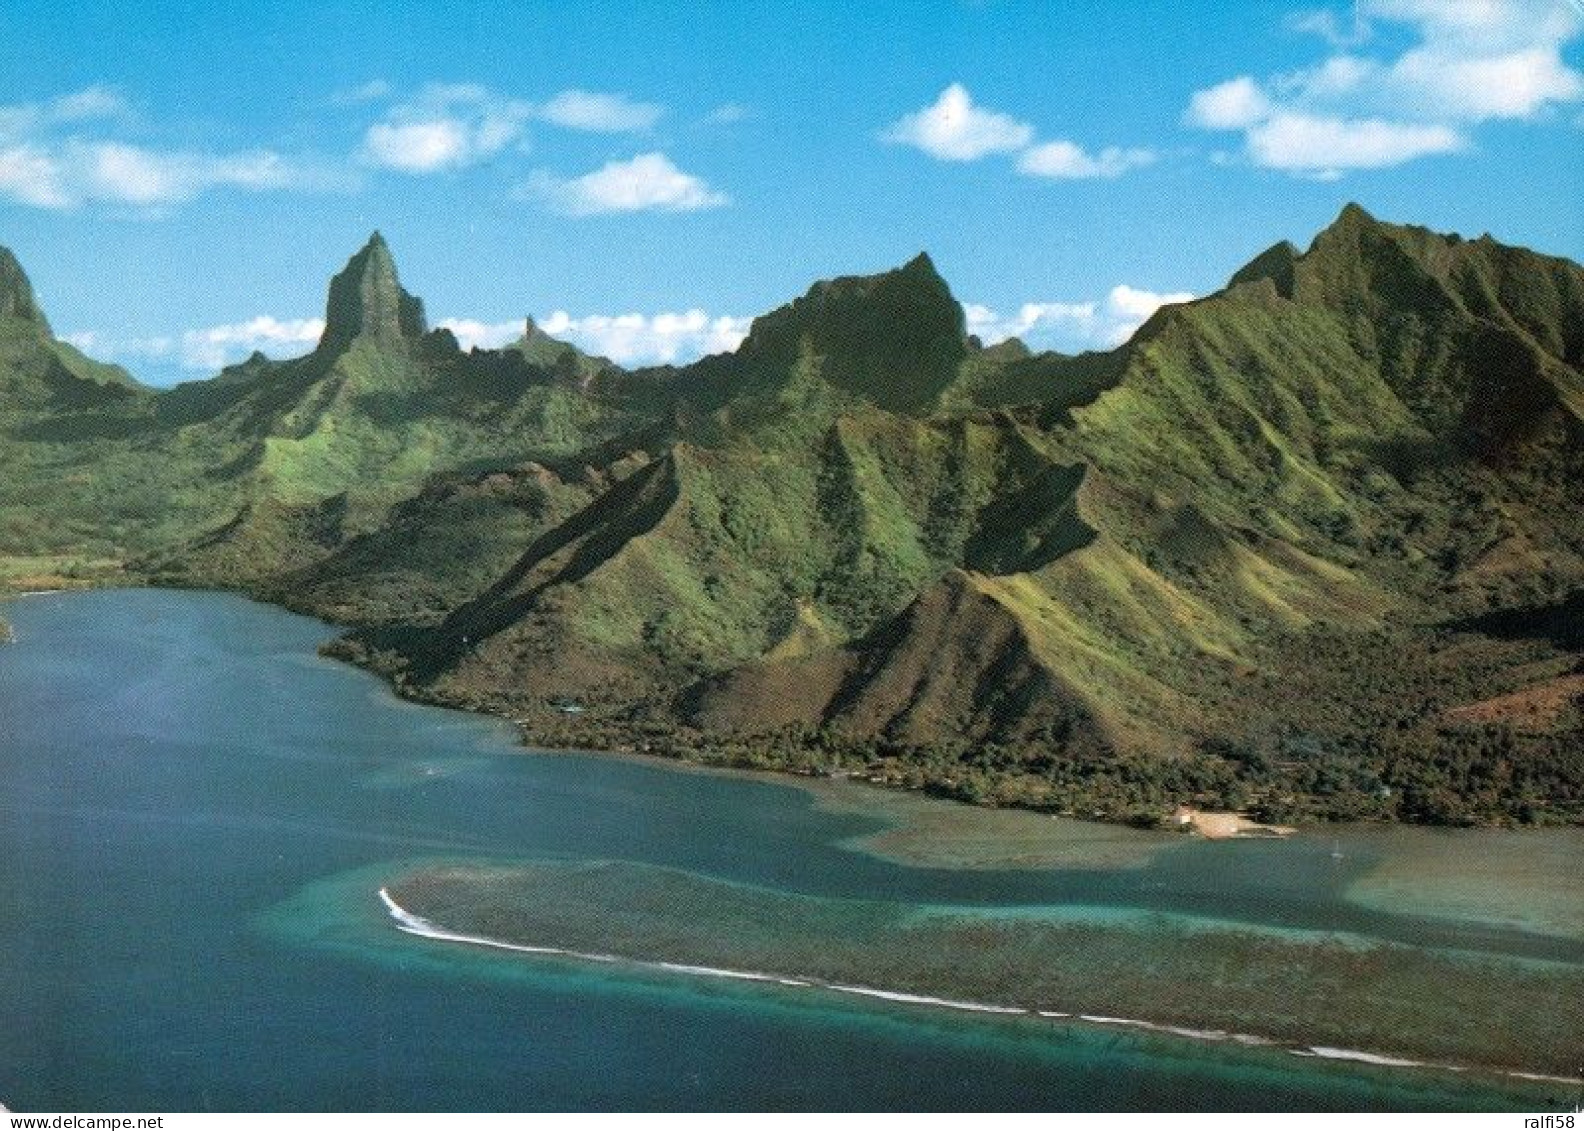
3,209 -> 1582,829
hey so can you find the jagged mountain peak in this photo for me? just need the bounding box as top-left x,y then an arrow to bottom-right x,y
738,252 -> 967,413
1227,240 -> 1300,298
1334,200 -> 1377,227
318,231 -> 427,352
0,246 -> 50,333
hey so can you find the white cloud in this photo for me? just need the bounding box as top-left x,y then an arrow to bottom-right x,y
1287,7 -> 1372,47
1187,0 -> 1583,175
359,85 -> 668,173
1017,141 -> 1156,179
965,301 -> 1097,343
883,84 -> 1035,160
0,139 -> 328,210
439,311 -> 749,365
538,90 -> 662,132
1363,0 -> 1579,48
966,286 -> 1194,351
0,144 -> 69,207
0,85 -> 128,142
436,318 -> 527,351
1103,284 -> 1196,341
50,86 -> 129,123
363,121 -> 471,173
884,83 -> 1155,181
539,309 -> 750,364
1187,77 -> 1274,130
1388,45 -> 1583,120
360,84 -> 532,173
704,103 -> 753,125
0,86 -> 339,210
65,315 -> 326,372
178,316 -> 326,369
525,152 -> 728,215
1247,111 -> 1465,173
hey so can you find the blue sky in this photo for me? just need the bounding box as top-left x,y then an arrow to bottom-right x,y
2,0 -> 1580,383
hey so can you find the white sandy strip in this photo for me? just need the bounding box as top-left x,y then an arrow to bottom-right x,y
377,887 -> 1584,1087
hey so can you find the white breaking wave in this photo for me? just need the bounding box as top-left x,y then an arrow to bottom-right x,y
1077,1014 -> 1263,1044
1293,1046 -> 1432,1069
825,984 -> 1027,1015
375,886 -> 1584,1088
379,888 -> 622,964
654,961 -> 794,985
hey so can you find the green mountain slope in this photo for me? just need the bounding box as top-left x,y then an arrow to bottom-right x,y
2,206 -> 1580,826
138,235 -> 635,585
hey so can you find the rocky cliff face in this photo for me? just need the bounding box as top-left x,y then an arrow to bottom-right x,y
318,232 -> 427,352
0,247 -> 49,332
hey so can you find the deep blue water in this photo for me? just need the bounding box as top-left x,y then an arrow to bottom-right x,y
0,589 -> 1575,1111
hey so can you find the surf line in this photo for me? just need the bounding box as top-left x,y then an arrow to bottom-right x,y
377,887 -> 1584,1086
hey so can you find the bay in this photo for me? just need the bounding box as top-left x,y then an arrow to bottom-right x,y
0,589 -> 1578,1111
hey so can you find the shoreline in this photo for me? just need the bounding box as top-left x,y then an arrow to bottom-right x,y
9,581 -> 1581,850
375,885 -> 1583,1090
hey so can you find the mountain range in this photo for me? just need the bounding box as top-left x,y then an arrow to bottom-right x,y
2,203 -> 1580,826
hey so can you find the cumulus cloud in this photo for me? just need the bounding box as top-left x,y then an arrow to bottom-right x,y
0,85 -> 128,142
72,307 -> 750,374
438,311 -> 749,364
538,90 -> 662,132
1017,141 -> 1156,179
434,318 -> 528,351
0,145 -> 68,208
1186,77 -> 1274,130
0,85 -> 339,210
65,315 -> 326,373
1389,44 -> 1583,120
363,121 -> 472,172
360,84 -> 533,173
1245,111 -> 1464,174
541,310 -> 750,364
1103,285 -> 1197,337
0,139 -> 330,210
883,83 -> 1035,160
964,301 -> 1095,343
885,83 -> 1155,179
177,315 -> 326,369
1186,0 -> 1583,176
359,85 -> 670,172
967,285 -> 1194,351
524,152 -> 728,215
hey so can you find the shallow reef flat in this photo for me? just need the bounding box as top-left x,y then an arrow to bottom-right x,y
384,857 -> 1584,1080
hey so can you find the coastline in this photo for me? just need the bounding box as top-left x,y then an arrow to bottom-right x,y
9,580 -> 1582,852
7,585 -> 1581,1111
